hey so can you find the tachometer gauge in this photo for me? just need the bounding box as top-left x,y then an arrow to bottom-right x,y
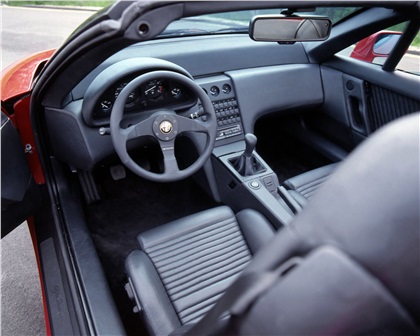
144,80 -> 165,101
171,87 -> 182,99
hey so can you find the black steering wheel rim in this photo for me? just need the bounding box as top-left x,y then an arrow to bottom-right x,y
110,70 -> 217,182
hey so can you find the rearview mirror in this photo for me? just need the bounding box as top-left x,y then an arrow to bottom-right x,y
250,15 -> 332,42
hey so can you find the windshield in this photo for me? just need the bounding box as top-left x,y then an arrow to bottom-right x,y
161,7 -> 360,38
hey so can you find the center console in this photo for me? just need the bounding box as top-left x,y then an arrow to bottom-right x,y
196,75 -> 295,228
212,139 -> 294,229
195,76 -> 244,147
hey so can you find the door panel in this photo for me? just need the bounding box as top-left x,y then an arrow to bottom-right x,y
336,59 -> 420,144
366,83 -> 420,132
342,74 -> 370,137
327,56 -> 420,101
312,57 -> 420,152
1,112 -> 41,238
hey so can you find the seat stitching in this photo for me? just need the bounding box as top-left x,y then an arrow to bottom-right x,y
152,228 -> 243,269
159,241 -> 250,279
145,219 -> 237,256
163,250 -> 251,290
169,260 -> 249,300
144,217 -> 236,252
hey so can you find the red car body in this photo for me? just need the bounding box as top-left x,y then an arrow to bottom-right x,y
1,50 -> 55,184
1,49 -> 55,102
350,30 -> 402,62
1,51 -> 55,335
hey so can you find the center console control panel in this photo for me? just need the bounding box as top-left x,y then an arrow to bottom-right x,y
195,75 -> 244,146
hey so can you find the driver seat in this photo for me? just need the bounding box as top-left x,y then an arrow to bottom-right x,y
125,113 -> 419,336
125,206 -> 275,335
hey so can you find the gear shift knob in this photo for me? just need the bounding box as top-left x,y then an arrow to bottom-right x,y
244,133 -> 257,157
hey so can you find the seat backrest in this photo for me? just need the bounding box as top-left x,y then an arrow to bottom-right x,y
244,113 -> 420,334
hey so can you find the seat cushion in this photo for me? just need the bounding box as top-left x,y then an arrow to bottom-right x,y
126,206 -> 274,335
283,163 -> 339,207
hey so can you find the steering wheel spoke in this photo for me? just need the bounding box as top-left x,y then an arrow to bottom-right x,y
121,125 -> 137,142
159,140 -> 180,175
178,116 -> 210,134
122,117 -> 155,142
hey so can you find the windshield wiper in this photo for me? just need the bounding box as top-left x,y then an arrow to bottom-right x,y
158,27 -> 248,38
158,29 -> 209,37
210,27 -> 249,34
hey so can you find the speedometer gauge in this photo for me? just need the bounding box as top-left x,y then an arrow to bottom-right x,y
144,80 -> 166,101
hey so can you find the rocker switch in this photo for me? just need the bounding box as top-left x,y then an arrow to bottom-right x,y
263,176 -> 276,192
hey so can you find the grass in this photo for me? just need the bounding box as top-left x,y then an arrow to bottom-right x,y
3,0 -> 113,7
412,33 -> 420,48
388,22 -> 420,48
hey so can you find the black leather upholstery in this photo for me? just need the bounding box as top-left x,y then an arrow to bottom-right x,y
126,113 -> 419,335
125,206 -> 274,335
283,163 -> 338,207
214,113 -> 419,335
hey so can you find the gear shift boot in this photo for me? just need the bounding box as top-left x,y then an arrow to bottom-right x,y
230,133 -> 266,176
231,154 -> 266,176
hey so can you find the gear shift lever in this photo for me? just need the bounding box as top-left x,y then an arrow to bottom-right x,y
232,133 -> 265,176
243,133 -> 257,158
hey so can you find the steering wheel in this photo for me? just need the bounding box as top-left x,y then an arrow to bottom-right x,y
110,70 -> 217,182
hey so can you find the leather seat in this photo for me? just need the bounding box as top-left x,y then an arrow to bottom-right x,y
282,163 -> 339,207
125,113 -> 419,336
125,206 -> 275,336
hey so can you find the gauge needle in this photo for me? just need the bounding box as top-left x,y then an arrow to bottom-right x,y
145,85 -> 156,94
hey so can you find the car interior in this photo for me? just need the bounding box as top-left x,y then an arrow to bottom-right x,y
2,1 -> 419,335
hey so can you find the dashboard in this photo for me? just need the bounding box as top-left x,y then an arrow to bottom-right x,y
45,34 -> 324,172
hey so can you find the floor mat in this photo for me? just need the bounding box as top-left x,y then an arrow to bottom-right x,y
84,169 -> 218,335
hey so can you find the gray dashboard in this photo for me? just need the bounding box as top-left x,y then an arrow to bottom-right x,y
45,34 -> 324,171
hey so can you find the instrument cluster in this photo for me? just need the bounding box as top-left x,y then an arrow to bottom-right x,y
93,76 -> 197,120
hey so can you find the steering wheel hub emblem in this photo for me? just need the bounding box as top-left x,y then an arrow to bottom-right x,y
153,113 -> 179,141
159,120 -> 173,134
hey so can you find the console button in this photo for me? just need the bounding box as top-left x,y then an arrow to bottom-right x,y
249,181 -> 261,189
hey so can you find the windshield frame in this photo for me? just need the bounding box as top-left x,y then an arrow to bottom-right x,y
158,7 -> 362,39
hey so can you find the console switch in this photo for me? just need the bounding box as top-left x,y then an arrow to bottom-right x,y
263,176 -> 276,192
